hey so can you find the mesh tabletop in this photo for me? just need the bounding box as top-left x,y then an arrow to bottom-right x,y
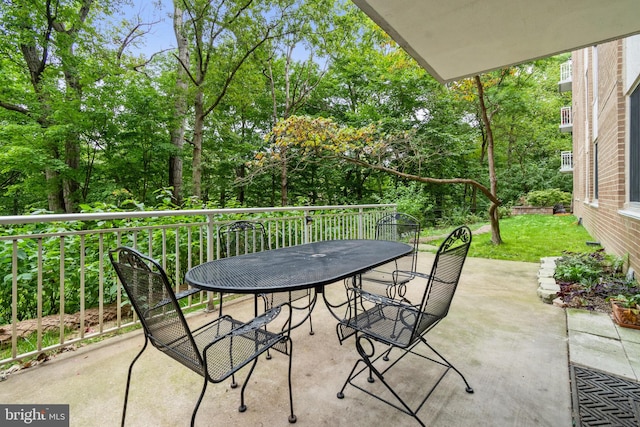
185,240 -> 412,293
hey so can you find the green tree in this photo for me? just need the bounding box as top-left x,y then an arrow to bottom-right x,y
0,0 -> 163,213
0,0 -> 103,212
171,0 -> 292,200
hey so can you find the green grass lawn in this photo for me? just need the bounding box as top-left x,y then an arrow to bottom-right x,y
425,214 -> 595,263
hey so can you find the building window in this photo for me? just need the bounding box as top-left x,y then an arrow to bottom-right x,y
631,85 -> 640,203
592,46 -> 599,140
594,142 -> 599,200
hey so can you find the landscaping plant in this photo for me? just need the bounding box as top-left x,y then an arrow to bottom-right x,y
555,250 -> 640,312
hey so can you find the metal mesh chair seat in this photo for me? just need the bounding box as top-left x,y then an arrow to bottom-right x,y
144,302 -> 290,381
336,225 -> 473,426
172,313 -> 289,381
337,294 -> 440,348
109,247 -> 296,426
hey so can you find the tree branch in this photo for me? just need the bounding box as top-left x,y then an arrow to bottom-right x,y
340,155 -> 501,206
0,100 -> 30,116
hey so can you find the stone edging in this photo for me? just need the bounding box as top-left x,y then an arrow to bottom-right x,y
537,257 -> 561,303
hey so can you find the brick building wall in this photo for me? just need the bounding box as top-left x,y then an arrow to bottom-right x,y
572,39 -> 640,273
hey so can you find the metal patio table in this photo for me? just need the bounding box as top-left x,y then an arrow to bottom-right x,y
184,239 -> 413,317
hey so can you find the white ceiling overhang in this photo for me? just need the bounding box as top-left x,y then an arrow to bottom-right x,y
351,0 -> 640,83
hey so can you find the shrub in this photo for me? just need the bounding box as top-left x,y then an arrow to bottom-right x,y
497,205 -> 512,219
524,189 -> 572,207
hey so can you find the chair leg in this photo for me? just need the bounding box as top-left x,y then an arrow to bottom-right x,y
286,337 -> 296,423
230,374 -> 238,388
419,336 -> 474,393
307,308 -> 314,336
121,337 -> 148,427
337,335 -> 433,427
238,358 -> 260,412
338,334 -> 382,398
382,346 -> 393,361
190,376 -> 209,427
337,358 -> 367,399
238,339 -> 296,424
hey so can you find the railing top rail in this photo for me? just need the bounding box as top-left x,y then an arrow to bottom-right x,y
0,204 -> 396,226
0,221 -> 212,241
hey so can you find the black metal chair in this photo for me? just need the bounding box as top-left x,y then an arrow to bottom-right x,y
357,213 -> 420,300
336,225 -> 473,426
109,247 -> 295,427
219,220 -> 315,335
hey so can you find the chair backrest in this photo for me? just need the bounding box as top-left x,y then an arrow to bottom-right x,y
109,247 -> 203,373
375,213 -> 420,272
414,225 -> 472,336
219,220 -> 269,258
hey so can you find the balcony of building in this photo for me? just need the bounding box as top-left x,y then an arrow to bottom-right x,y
560,106 -> 573,133
560,151 -> 573,173
559,60 -> 572,92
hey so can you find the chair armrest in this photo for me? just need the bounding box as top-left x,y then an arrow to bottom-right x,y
148,288 -> 201,312
229,305 -> 282,336
392,270 -> 415,285
348,287 -> 410,309
175,287 -> 201,300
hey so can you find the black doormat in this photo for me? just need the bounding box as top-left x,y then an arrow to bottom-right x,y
571,364 -> 640,426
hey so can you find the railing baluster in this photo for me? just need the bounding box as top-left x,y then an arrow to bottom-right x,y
11,240 -> 18,359
116,232 -> 122,328
37,239 -> 43,352
187,227 -> 193,305
99,233 -> 104,333
59,237 -> 65,346
175,229 -> 180,293
80,236 -> 86,339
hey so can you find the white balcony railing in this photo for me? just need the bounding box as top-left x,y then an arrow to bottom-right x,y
0,204 -> 396,365
560,106 -> 573,132
560,151 -> 573,173
559,60 -> 572,92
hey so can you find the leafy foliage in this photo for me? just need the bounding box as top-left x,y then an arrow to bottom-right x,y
0,193 -> 213,324
524,189 -> 572,207
610,293 -> 640,309
555,250 -> 640,311
0,2 -> 572,229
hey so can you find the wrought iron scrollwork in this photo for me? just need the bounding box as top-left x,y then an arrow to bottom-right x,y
441,226 -> 471,251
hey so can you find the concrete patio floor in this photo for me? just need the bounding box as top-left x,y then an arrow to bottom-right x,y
1,253 -> 573,426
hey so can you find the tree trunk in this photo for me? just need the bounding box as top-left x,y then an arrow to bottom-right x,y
281,151 -> 288,206
475,75 -> 502,244
192,90 -> 204,198
62,138 -> 80,213
179,0 -> 276,203
45,169 -> 63,212
237,164 -> 246,204
170,3 -> 190,206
